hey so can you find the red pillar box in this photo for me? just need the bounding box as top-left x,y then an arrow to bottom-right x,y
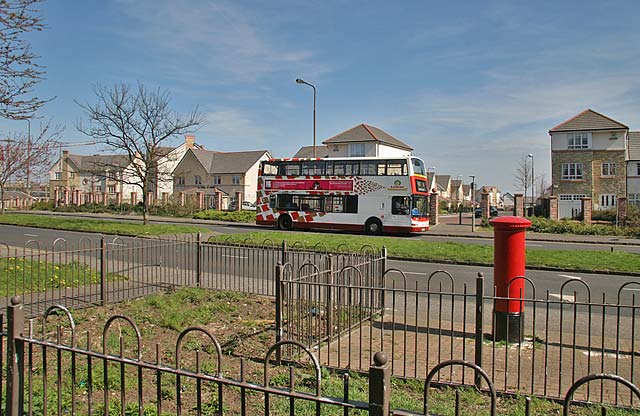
490,216 -> 531,343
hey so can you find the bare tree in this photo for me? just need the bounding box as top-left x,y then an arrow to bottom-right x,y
537,172 -> 550,199
0,0 -> 51,120
77,82 -> 205,224
513,154 -> 532,202
0,120 -> 61,213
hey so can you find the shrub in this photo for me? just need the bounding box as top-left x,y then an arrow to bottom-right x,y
592,209 -> 616,223
193,209 -> 255,223
529,216 -> 640,238
30,200 -> 54,211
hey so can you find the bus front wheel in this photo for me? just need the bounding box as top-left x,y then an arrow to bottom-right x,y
278,214 -> 293,231
364,218 -> 382,235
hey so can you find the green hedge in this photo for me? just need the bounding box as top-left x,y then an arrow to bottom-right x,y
529,217 -> 640,237
193,209 -> 256,223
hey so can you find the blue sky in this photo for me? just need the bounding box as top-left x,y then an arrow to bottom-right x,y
2,0 -> 640,193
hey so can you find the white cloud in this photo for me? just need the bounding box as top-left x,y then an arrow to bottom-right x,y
112,0 -> 331,83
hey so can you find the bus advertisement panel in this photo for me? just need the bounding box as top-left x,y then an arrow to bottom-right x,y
256,157 -> 430,234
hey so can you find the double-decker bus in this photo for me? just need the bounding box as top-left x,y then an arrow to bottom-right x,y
255,156 -> 430,234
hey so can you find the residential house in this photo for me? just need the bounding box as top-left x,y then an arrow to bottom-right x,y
549,109 -> 628,219
49,151 -> 131,204
321,124 -> 413,158
462,184 -> 473,206
502,192 -> 515,210
435,175 -> 451,199
120,134 -> 203,201
628,132 -> 640,208
449,179 -> 464,207
293,145 -> 330,158
173,149 -> 270,209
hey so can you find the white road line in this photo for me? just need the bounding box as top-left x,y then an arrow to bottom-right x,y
527,244 -> 543,247
222,255 -> 248,259
23,234 -> 38,237
623,288 -> 640,292
549,293 -> 576,302
401,272 -> 428,276
559,274 -> 582,280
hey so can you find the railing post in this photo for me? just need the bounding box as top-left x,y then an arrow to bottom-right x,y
369,352 -> 390,416
275,263 -> 284,364
6,296 -> 25,416
100,236 -> 107,306
475,272 -> 485,389
281,240 -> 287,265
196,232 -> 202,288
326,255 -> 334,340
380,246 -> 387,311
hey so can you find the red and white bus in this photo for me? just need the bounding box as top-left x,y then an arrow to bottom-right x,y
255,156 -> 430,234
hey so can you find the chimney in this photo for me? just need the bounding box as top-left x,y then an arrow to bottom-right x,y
185,134 -> 196,149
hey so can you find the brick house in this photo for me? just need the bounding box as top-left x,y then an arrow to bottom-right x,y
172,149 -> 270,209
549,109 -> 628,218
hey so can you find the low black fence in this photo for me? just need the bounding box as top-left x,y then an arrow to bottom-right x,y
3,299 -> 640,415
0,235 -> 381,317
279,265 -> 640,405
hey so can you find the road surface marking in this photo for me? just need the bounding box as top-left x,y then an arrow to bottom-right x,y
549,293 -> 576,302
559,274 -> 582,280
622,288 -> 640,292
24,233 -> 38,237
222,254 -> 248,259
527,244 -> 543,247
402,272 -> 428,276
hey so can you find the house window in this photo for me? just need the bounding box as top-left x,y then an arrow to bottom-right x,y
232,175 -> 241,185
70,172 -> 75,179
561,163 -> 583,180
106,171 -> 116,180
55,172 -> 62,180
213,176 -> 221,185
108,185 -> 116,193
348,143 -> 366,157
637,163 -> 640,176
630,193 -> 640,207
96,185 -> 102,191
600,194 -> 616,209
567,133 -> 590,149
559,194 -> 586,201
177,176 -> 185,185
601,162 -> 616,177
194,175 -> 202,185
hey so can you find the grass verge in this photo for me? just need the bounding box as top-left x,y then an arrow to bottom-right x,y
211,231 -> 640,275
0,213 -> 209,236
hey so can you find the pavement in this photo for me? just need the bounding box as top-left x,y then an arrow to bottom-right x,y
8,209 -> 640,246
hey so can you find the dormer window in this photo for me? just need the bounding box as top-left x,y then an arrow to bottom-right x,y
567,133 -> 590,149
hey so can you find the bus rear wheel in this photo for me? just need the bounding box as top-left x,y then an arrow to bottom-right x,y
278,214 -> 293,231
364,218 -> 382,235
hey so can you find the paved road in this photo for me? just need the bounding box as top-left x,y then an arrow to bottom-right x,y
2,224 -> 638,303
3,217 -> 640,254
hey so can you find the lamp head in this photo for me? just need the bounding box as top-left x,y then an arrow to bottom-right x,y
528,153 -> 533,157
296,78 -> 305,84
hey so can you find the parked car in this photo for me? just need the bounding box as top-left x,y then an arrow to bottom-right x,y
229,201 -> 256,211
474,206 -> 498,218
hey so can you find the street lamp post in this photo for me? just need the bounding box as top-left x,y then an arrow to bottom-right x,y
470,175 -> 476,232
295,78 -> 317,158
528,153 -> 534,216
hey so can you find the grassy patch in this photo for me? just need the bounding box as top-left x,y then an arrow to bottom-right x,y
0,257 -> 127,296
211,231 -> 640,274
0,213 -> 209,236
